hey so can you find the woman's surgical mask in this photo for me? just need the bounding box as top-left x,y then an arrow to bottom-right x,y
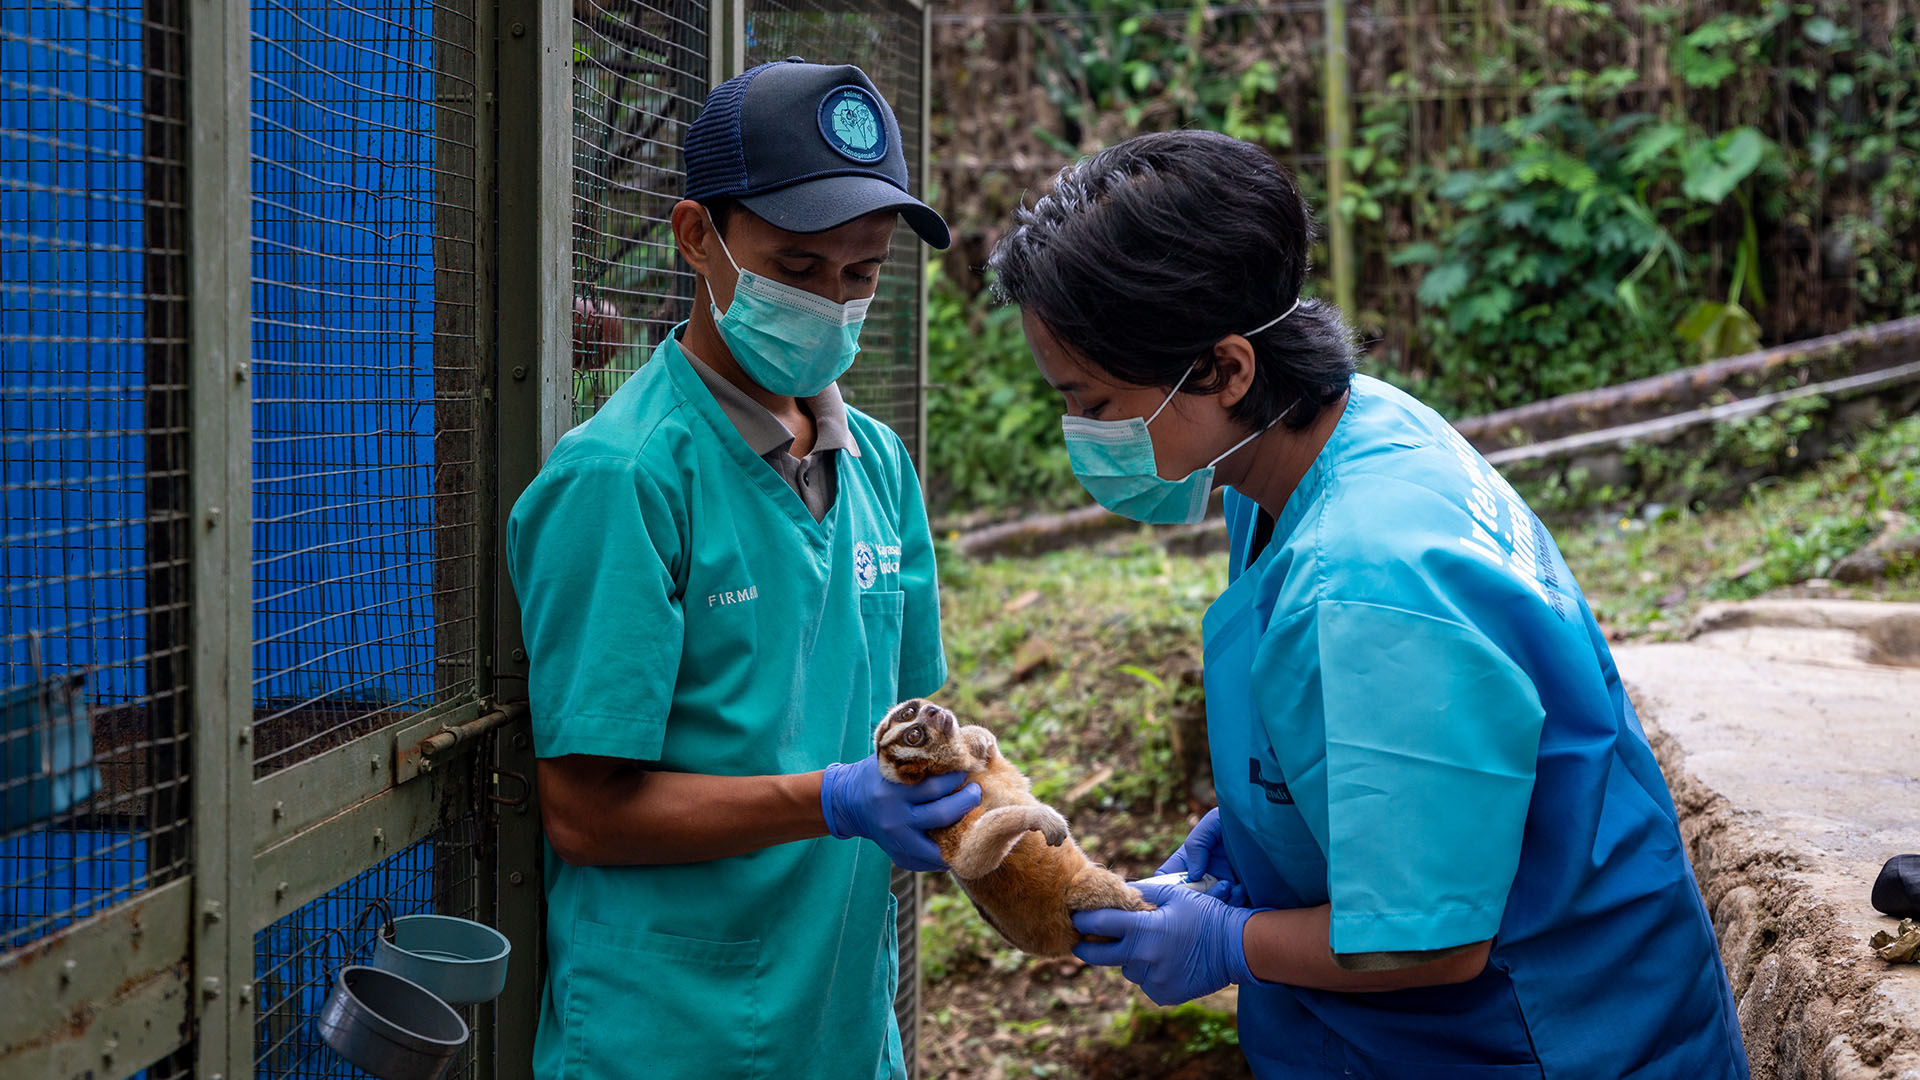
1061,301 -> 1301,525
708,215 -> 871,398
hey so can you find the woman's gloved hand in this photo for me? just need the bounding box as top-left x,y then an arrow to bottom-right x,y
1071,884 -> 1265,1006
820,758 -> 981,872
1154,808 -> 1247,906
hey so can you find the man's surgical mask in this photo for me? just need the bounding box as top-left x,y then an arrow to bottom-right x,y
708,217 -> 870,398
1061,301 -> 1301,525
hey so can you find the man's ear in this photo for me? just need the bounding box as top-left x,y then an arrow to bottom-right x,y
1211,335 -> 1258,411
671,199 -> 715,279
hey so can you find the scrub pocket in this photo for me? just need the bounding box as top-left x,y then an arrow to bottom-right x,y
859,590 -> 904,710
564,919 -> 761,1080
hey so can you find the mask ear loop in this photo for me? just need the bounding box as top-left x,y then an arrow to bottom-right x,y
1144,362 -> 1199,426
1242,296 -> 1302,339
705,208 -> 745,319
1198,295 -> 1306,465
1206,397 -> 1301,469
1145,294 -> 1303,429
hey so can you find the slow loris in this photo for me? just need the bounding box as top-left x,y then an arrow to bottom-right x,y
874,698 -> 1152,957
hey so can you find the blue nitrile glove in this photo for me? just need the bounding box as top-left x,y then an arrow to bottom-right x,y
820,758 -> 981,872
1072,884 -> 1265,1006
1154,808 -> 1247,907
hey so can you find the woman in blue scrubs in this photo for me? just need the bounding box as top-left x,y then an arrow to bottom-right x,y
989,130 -> 1749,1078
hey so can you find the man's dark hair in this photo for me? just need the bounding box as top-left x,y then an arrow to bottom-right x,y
699,196 -> 742,238
989,130 -> 1358,430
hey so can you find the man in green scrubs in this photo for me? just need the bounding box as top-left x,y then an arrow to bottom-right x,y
507,60 -> 976,1078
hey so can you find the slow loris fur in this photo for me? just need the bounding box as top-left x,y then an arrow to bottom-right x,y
874,698 -> 1152,958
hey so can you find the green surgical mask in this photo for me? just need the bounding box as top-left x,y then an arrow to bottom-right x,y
709,219 -> 870,398
1061,301 -> 1301,525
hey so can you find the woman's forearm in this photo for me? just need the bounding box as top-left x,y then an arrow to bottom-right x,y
1241,905 -> 1490,993
538,756 -> 829,866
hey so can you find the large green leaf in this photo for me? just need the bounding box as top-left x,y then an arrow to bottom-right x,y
1390,242 -> 1443,267
1417,261 -> 1473,307
1681,128 -> 1770,203
1623,122 -> 1685,173
1675,300 -> 1762,360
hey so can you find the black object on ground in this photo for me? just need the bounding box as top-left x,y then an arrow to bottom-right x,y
1872,854 -> 1920,919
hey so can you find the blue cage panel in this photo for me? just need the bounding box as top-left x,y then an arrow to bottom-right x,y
1,0 -> 192,949
248,0 -> 481,773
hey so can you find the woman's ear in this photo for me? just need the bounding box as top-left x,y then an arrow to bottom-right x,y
1212,335 -> 1259,411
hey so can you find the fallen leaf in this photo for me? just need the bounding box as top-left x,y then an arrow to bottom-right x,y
1725,557 -> 1765,581
1065,765 -> 1114,805
1010,637 -> 1055,683
1872,919 -> 1920,963
1003,589 -> 1043,613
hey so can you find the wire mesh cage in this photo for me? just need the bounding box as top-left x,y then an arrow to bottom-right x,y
247,0 -> 484,775
254,814 -> 487,1080
2,0 -> 937,1071
0,0 -> 193,953
743,0 -> 925,443
570,0 -> 711,421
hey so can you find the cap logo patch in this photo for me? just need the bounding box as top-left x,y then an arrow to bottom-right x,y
818,85 -> 887,164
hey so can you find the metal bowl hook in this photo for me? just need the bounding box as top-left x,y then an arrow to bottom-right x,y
351,897 -> 399,957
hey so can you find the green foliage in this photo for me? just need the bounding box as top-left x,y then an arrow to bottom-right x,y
1551,413 -> 1920,637
939,542 -> 1224,814
925,266 -> 1080,515
1101,998 -> 1240,1055
1805,17 -> 1920,320
921,886 -> 1020,980
1385,78 -> 1789,416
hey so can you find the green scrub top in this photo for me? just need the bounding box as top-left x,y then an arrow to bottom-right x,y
506,328 -> 947,1080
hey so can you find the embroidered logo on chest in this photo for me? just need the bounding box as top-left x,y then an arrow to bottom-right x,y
852,541 -> 902,589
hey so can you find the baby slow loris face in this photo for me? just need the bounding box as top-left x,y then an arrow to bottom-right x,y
874,698 -> 985,784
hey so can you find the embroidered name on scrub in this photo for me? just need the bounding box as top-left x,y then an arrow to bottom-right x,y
1439,426 -> 1569,619
708,584 -> 760,607
853,542 -> 902,589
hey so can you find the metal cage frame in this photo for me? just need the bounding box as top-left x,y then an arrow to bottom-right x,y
0,0 -> 933,1073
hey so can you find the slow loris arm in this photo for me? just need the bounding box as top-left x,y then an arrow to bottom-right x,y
539,754 -> 828,866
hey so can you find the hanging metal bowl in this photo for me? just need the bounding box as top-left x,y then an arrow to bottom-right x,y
317,965 -> 469,1080
370,914 -> 512,1005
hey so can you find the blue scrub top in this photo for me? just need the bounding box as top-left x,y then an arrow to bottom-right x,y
507,331 -> 946,1080
1208,375 -> 1747,1078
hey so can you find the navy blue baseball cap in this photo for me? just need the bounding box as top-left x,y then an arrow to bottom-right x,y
684,59 -> 950,249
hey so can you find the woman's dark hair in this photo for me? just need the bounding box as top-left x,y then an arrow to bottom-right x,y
989,130 -> 1358,430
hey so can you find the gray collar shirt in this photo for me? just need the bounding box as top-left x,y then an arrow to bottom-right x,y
681,340 -> 860,522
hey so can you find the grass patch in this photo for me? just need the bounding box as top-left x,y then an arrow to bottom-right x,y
1554,413 -> 1920,636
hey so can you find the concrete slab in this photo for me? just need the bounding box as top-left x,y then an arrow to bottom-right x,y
1616,600 -> 1920,1080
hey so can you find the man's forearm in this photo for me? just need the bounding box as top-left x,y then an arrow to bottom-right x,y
539,758 -> 830,866
1241,905 -> 1490,993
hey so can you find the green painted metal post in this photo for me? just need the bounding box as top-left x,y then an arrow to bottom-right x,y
916,0 -> 932,475
186,0 -> 257,1067
492,0 -> 573,1070
1322,0 -> 1356,319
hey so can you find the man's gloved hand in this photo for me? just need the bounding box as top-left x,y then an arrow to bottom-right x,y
1071,884 -> 1264,1006
820,757 -> 981,872
1154,808 -> 1247,906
